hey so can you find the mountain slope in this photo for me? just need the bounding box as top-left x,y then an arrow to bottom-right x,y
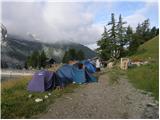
127,36 -> 159,100
131,35 -> 158,61
1,34 -> 96,68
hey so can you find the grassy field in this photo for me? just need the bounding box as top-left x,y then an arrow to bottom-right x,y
127,36 -> 159,100
1,76 -> 79,118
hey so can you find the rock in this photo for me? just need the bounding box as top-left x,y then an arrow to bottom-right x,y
139,90 -> 147,94
154,100 -> 159,105
28,94 -> 32,98
35,98 -> 43,102
142,105 -> 159,118
45,95 -> 49,99
147,103 -> 157,107
66,96 -> 72,100
48,93 -> 52,96
143,61 -> 149,65
48,109 -> 52,112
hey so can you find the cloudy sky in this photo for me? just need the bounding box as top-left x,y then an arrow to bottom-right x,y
1,0 -> 159,50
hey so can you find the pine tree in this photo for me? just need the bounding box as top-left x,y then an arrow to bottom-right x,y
129,33 -> 141,54
26,50 -> 47,69
108,13 -> 119,59
77,50 -> 85,60
62,51 -> 69,63
62,48 -> 77,63
156,28 -> 159,35
98,13 -> 127,60
97,26 -> 111,60
136,23 -> 142,35
126,25 -> 133,55
62,48 -> 85,63
68,48 -> 77,60
31,51 -> 40,68
39,50 -> 47,68
97,14 -> 158,60
126,25 -> 133,42
141,19 -> 150,41
117,14 -> 127,57
150,26 -> 158,38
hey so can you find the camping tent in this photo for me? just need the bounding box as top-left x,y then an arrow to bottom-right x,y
82,60 -> 96,73
55,64 -> 74,87
27,63 -> 97,92
56,63 -> 97,85
27,70 -> 56,92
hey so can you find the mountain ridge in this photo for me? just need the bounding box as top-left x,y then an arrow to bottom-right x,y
1,34 -> 96,68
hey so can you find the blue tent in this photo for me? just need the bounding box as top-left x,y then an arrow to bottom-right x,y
27,63 -> 97,92
82,60 -> 96,73
55,64 -> 73,87
56,63 -> 97,86
27,70 -> 56,92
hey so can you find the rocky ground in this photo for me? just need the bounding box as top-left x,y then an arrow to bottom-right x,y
36,72 -> 159,119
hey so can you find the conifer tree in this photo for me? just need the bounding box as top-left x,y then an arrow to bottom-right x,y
77,50 -> 85,60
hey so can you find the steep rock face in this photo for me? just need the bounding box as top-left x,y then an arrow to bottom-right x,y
1,34 -> 96,68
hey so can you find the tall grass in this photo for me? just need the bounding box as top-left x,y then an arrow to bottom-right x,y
127,63 -> 159,100
1,76 -> 78,118
127,36 -> 159,100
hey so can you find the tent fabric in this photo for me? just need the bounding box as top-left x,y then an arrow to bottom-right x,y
27,70 -> 56,92
85,70 -> 97,83
27,62 -> 97,92
82,60 -> 96,73
56,64 -> 88,85
55,64 -> 97,85
55,64 -> 74,87
71,66 -> 86,83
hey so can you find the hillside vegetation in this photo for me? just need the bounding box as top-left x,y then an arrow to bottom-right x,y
131,36 -> 158,61
2,34 -> 96,68
127,36 -> 159,100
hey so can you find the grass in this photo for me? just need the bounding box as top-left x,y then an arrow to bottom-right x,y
1,76 -> 79,118
127,63 -> 159,100
106,68 -> 126,85
130,36 -> 159,61
127,36 -> 159,100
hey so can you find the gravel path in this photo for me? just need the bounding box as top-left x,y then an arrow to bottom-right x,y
37,73 -> 159,119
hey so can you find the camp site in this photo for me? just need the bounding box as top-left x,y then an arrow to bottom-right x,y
1,0 -> 159,119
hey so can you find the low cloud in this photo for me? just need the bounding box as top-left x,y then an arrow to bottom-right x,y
1,1 -> 158,50
2,2 -> 103,45
87,43 -> 98,50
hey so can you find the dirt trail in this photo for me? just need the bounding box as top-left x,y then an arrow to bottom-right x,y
37,73 -> 158,119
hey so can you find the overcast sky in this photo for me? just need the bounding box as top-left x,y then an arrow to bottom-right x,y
1,0 -> 159,50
